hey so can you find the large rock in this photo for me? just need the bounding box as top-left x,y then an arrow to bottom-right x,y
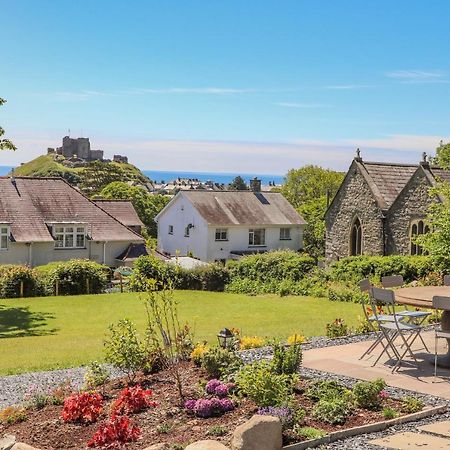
231,415 -> 282,450
10,444 -> 41,450
0,435 -> 15,450
142,445 -> 171,450
185,440 -> 230,450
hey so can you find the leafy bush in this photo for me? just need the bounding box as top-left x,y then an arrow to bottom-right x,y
111,385 -> 157,415
190,343 -> 209,366
84,361 -> 110,390
326,318 -> 349,338
271,341 -> 302,375
236,360 -> 295,407
401,396 -> 424,413
382,407 -> 398,419
0,265 -> 43,298
62,392 -> 103,424
312,396 -> 353,425
239,336 -> 265,350
128,255 -> 177,291
104,319 -> 147,382
0,406 -> 27,424
189,264 -> 230,291
305,380 -> 349,402
328,286 -> 366,304
88,415 -> 140,448
295,426 -> 326,440
353,378 -> 387,410
201,347 -> 243,379
37,259 -> 108,295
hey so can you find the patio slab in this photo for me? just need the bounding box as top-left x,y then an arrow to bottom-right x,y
419,420 -> 450,437
303,331 -> 450,399
369,431 -> 450,449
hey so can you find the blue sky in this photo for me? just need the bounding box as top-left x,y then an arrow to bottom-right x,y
1,0 -> 450,174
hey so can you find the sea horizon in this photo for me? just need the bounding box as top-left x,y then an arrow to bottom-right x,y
0,166 -> 285,185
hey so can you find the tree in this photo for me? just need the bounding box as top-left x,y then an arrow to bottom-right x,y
228,175 -> 248,190
99,181 -> 169,237
431,141 -> 450,169
79,161 -> 126,195
282,165 -> 344,259
0,98 -> 16,150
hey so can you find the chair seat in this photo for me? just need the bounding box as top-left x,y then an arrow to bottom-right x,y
369,314 -> 405,322
380,321 -> 422,332
397,310 -> 431,318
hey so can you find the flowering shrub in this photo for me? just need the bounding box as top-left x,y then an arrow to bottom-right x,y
111,385 -> 157,416
325,318 -> 349,338
62,392 -> 103,424
88,415 -> 140,448
205,379 -> 234,398
184,397 -> 234,418
287,334 -> 306,345
353,378 -> 387,410
239,336 -> 265,350
258,406 -> 295,430
0,406 -> 27,424
190,343 -> 209,366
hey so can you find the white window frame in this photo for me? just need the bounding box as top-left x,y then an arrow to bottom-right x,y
53,225 -> 86,249
215,228 -> 228,241
0,225 -> 9,251
279,228 -> 291,240
249,228 -> 266,246
168,225 -> 174,235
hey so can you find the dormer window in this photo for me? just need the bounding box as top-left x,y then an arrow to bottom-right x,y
0,225 -> 9,250
54,225 -> 86,249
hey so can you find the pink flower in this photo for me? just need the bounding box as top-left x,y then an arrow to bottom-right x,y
379,390 -> 390,400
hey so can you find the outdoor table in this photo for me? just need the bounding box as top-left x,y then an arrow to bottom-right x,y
396,286 -> 450,368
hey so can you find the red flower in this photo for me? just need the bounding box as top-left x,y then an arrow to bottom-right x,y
62,392 -> 103,424
88,415 -> 140,448
111,385 -> 157,416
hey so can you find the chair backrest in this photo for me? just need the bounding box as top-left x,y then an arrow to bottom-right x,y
433,295 -> 450,310
371,287 -> 395,305
359,279 -> 371,293
381,275 -> 404,288
444,275 -> 450,286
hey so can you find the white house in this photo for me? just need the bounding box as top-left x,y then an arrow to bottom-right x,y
155,188 -> 306,262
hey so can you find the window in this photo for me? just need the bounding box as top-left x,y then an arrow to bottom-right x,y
280,228 -> 291,240
350,218 -> 362,256
54,225 -> 86,249
168,225 -> 174,235
0,226 -> 9,250
185,226 -> 190,237
249,228 -> 266,246
215,228 -> 228,241
410,220 -> 429,255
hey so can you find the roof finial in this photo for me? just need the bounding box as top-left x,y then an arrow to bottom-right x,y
422,151 -> 427,163
355,148 -> 362,161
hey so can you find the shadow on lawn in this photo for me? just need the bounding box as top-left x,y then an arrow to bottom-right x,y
0,304 -> 58,338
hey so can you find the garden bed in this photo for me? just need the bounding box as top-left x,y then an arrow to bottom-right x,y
0,361 -> 428,450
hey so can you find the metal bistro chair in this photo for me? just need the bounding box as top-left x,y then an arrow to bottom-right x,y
359,279 -> 396,360
381,275 -> 430,352
432,295 -> 450,378
371,287 -> 426,372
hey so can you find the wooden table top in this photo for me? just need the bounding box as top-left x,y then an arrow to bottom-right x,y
395,286 -> 450,309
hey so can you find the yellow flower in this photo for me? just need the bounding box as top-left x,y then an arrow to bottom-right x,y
190,343 -> 209,365
239,336 -> 265,350
287,334 -> 306,345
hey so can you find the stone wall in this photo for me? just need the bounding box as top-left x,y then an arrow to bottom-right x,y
385,168 -> 433,255
325,162 -> 384,260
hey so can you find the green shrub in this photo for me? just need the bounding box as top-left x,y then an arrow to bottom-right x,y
128,255 -> 176,291
294,426 -> 326,440
104,319 -> 147,382
0,265 -> 43,298
326,318 -> 349,338
191,264 -> 230,291
201,347 -> 243,379
271,341 -> 302,375
305,380 -> 349,402
37,259 -> 108,295
382,407 -> 398,419
353,378 -> 386,410
236,360 -> 295,407
312,396 -> 353,425
328,286 -> 366,303
401,396 -> 424,413
84,361 -> 110,390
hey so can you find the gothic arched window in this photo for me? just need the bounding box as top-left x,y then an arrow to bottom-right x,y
350,218 -> 362,256
410,220 -> 429,255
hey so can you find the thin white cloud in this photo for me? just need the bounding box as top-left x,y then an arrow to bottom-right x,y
275,102 -> 331,109
324,84 -> 377,90
385,70 -> 449,84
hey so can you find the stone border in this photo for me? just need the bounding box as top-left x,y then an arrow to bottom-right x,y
283,405 -> 447,450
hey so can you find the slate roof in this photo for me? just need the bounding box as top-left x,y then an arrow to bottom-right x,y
173,191 -> 306,226
94,200 -> 144,227
115,243 -> 150,262
0,177 -> 144,243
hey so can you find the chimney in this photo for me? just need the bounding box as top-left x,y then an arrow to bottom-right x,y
250,177 -> 261,192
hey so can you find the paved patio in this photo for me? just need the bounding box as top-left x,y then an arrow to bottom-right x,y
303,331 -> 450,399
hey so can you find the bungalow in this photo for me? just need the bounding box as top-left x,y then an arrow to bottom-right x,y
155,184 -> 306,262
0,176 -> 145,267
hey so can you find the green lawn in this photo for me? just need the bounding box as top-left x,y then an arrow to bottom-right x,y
0,291 -> 361,375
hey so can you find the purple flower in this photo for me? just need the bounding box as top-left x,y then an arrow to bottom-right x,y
219,397 -> 234,412
258,406 -> 294,429
215,384 -> 229,398
184,399 -> 197,410
194,398 -> 214,418
205,379 -> 222,394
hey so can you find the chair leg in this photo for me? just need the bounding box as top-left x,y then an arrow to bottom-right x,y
435,333 -> 438,381
392,332 -> 420,373
373,329 -> 401,367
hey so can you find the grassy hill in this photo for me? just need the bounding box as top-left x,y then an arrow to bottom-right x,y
11,154 -> 150,188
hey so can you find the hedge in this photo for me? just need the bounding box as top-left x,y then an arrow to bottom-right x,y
0,265 -> 43,298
